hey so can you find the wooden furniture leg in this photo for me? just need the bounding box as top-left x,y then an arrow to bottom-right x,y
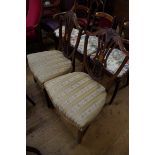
26,94 -> 36,106
33,77 -> 37,83
109,80 -> 120,105
43,89 -> 54,108
77,126 -> 89,144
125,73 -> 129,87
26,146 -> 42,155
77,129 -> 84,144
119,74 -> 129,90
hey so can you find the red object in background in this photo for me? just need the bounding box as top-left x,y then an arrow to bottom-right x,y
26,0 -> 42,39
98,17 -> 112,28
26,0 -> 29,16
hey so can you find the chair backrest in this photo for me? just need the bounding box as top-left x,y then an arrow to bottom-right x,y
111,16 -> 125,34
55,11 -> 83,69
70,1 -> 89,28
82,28 -> 129,90
71,1 -> 89,19
94,12 -> 114,29
26,0 -> 42,27
92,12 -> 127,36
71,0 -> 106,30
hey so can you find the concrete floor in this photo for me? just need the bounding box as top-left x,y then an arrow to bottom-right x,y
26,55 -> 129,155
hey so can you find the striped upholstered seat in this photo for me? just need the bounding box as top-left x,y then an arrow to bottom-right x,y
27,11 -> 83,89
27,50 -> 72,88
44,72 -> 107,129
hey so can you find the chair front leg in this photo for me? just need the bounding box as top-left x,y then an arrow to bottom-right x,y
77,129 -> 84,144
119,73 -> 129,89
26,94 -> 36,106
72,58 -> 75,72
125,73 -> 129,87
43,89 -> 54,109
109,80 -> 120,105
77,125 -> 89,144
33,76 -> 37,83
26,146 -> 42,155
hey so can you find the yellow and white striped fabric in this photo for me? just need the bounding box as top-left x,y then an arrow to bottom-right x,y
27,50 -> 72,88
44,72 -> 107,129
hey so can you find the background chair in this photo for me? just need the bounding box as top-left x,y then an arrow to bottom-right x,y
27,11 -> 83,107
46,1 -> 127,71
71,1 -> 89,29
75,15 -> 127,61
26,0 -> 43,52
119,20 -> 129,40
43,28 -> 129,143
41,0 -> 61,33
74,0 -> 107,31
92,12 -> 114,30
53,1 -> 109,59
88,28 -> 129,104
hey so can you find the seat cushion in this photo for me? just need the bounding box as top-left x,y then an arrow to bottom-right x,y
44,72 -> 107,129
27,50 -> 72,87
90,48 -> 129,77
54,26 -> 98,55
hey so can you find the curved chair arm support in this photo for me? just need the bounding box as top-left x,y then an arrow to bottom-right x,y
53,12 -> 67,19
95,12 -> 113,22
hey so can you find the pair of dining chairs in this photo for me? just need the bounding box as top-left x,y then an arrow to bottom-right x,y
27,11 -> 129,143
53,9 -> 129,104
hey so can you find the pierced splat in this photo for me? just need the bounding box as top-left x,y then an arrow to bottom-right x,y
83,28 -> 129,89
54,11 -> 82,60
53,11 -> 83,71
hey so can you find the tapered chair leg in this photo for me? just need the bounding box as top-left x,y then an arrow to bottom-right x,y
26,95 -> 36,106
77,126 -> 89,144
119,74 -> 129,89
109,80 -> 120,105
77,129 -> 84,144
43,89 -> 54,108
26,146 -> 42,155
33,77 -> 37,83
72,59 -> 75,72
125,73 -> 129,87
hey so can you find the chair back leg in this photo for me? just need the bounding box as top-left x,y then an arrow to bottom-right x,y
109,80 -> 120,105
77,125 -> 89,144
43,89 -> 54,108
26,146 -> 42,155
26,95 -> 36,106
